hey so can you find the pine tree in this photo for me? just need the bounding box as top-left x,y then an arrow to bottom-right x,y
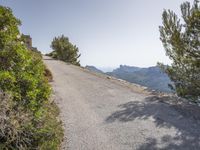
159,0 -> 200,102
51,35 -> 81,66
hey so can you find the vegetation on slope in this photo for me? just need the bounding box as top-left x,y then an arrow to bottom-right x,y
0,6 -> 63,149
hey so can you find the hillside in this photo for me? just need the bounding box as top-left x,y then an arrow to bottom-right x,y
85,65 -> 172,93
85,65 -> 104,74
107,65 -> 172,92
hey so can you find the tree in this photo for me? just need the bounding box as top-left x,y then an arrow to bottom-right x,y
51,35 -> 81,66
159,0 -> 200,102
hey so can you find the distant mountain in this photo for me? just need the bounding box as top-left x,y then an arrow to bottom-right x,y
98,67 -> 115,72
106,65 -> 173,93
85,65 -> 104,74
112,65 -> 141,73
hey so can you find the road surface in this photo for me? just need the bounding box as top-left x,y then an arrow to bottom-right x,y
43,56 -> 200,150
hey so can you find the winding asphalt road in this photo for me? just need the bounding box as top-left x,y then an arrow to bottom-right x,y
43,56 -> 200,150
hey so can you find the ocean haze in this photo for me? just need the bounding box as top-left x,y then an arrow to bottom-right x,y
95,67 -> 115,73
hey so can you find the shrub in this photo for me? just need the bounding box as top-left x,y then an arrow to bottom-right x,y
0,91 -> 63,150
0,91 -> 36,149
0,5 -> 63,149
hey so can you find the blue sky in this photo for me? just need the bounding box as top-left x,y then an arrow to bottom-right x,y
0,0 -> 193,68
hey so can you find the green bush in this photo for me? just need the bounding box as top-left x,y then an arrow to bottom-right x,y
0,5 -> 63,149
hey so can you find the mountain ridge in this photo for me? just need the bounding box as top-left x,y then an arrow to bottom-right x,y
85,65 -> 172,93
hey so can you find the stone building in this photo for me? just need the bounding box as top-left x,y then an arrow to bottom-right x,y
22,34 -> 32,49
22,34 -> 40,53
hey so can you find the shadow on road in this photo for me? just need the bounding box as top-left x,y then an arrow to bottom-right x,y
105,95 -> 200,149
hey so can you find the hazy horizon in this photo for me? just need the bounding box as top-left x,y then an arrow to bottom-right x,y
88,64 -> 165,73
0,0 -> 193,68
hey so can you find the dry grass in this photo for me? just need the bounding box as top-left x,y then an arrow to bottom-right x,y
0,91 -> 63,150
44,67 -> 53,82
